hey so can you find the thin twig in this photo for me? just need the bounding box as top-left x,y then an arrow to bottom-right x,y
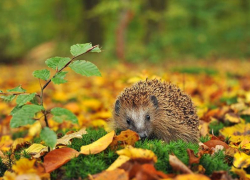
42,45 -> 99,91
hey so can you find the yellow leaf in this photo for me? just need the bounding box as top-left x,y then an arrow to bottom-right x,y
0,135 -> 13,152
11,138 -> 30,153
174,174 -> 210,180
224,113 -> 241,123
233,152 -> 250,168
231,167 -> 250,180
56,128 -> 87,146
90,119 -> 108,129
12,158 -> 37,175
25,143 -> 47,155
107,155 -> 130,171
2,171 -> 16,180
116,146 -> 157,163
80,130 -> 115,155
81,99 -> 102,111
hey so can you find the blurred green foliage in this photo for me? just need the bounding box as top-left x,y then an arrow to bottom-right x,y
0,0 -> 249,63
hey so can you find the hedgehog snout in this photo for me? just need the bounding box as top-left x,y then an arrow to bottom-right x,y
138,132 -> 147,140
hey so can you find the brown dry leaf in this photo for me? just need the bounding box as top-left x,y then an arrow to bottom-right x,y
169,155 -> 193,174
80,131 -> 115,155
136,164 -> 171,180
187,149 -> 200,165
117,146 -> 157,163
242,108 -> 250,115
107,155 -> 130,171
91,169 -> 129,180
56,128 -> 87,146
11,138 -> 30,153
44,147 -> 80,173
203,140 -> 229,149
210,171 -> 232,180
110,129 -> 139,150
224,113 -> 241,123
174,174 -> 210,180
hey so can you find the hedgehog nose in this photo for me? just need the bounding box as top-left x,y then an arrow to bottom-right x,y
139,133 -> 147,140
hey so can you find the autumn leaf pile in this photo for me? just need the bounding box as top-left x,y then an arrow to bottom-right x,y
0,59 -> 250,180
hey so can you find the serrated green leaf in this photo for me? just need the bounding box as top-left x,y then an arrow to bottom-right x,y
30,96 -> 39,105
45,57 -> 71,70
0,95 -> 16,102
51,107 -> 78,124
91,46 -> 101,53
69,60 -> 101,77
10,105 -> 22,116
40,127 -> 57,148
16,93 -> 36,106
70,43 -> 92,56
33,69 -> 50,80
10,105 -> 44,128
7,85 -> 26,93
51,72 -> 67,84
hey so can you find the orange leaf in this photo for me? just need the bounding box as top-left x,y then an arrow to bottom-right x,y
110,130 -> 139,150
91,169 -> 129,180
44,147 -> 80,173
169,155 -> 193,174
174,174 -> 211,180
187,149 -> 200,165
203,140 -> 229,149
80,131 -> 115,155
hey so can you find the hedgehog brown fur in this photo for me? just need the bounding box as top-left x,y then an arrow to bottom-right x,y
112,79 -> 199,143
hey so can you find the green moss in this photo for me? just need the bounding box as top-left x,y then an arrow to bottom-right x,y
209,121 -> 225,136
200,135 -> 211,143
200,150 -> 230,175
0,157 -> 8,177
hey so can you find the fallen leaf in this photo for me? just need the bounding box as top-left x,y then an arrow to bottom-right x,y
0,135 -> 13,151
199,121 -> 209,137
169,154 -> 193,174
91,169 -> 129,180
110,130 -> 139,150
107,155 -> 130,171
233,151 -> 250,169
12,158 -> 38,175
187,149 -> 200,165
231,167 -> 250,180
80,130 -> 115,155
117,146 -> 157,163
210,171 -> 232,180
224,113 -> 241,123
174,174 -> 211,180
56,128 -> 87,146
11,138 -> 30,153
44,147 -> 80,173
203,140 -> 229,149
28,121 -> 42,137
24,143 -> 48,157
136,164 -> 171,179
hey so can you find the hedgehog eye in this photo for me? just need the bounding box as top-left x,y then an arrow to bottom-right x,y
126,118 -> 131,125
146,115 -> 150,121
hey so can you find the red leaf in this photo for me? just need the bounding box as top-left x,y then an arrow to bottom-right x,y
44,147 -> 79,173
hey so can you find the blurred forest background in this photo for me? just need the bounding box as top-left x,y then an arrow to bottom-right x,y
0,0 -> 249,64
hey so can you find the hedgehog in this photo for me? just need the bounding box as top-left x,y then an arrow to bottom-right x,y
112,79 -> 199,143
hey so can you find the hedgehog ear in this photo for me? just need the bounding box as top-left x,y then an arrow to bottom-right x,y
115,100 -> 121,114
150,96 -> 158,109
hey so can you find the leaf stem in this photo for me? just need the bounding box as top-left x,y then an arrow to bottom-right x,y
41,45 -> 99,91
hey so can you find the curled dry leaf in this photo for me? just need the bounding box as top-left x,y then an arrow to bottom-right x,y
11,138 -> 30,153
44,147 -> 80,173
199,121 -> 209,137
24,143 -> 48,158
117,146 -> 157,163
91,169 -> 129,180
56,128 -> 87,146
110,129 -> 140,150
231,167 -> 250,180
203,140 -> 229,149
107,155 -> 130,171
187,149 -> 200,165
169,155 -> 193,174
224,113 -> 241,123
80,130 -> 115,155
174,174 -> 211,180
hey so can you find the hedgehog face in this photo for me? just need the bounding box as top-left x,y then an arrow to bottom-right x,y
114,95 -> 158,139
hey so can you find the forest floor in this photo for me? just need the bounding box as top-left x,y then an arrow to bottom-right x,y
0,59 -> 250,179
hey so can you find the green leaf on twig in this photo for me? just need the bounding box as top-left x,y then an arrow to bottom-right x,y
51,72 -> 67,84
33,69 -> 50,80
70,43 -> 92,56
16,93 -> 36,106
10,104 -> 44,128
91,46 -> 101,53
45,57 -> 71,70
10,105 -> 23,116
69,60 -> 101,77
0,95 -> 16,102
51,107 -> 78,124
40,127 -> 57,148
7,85 -> 26,93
